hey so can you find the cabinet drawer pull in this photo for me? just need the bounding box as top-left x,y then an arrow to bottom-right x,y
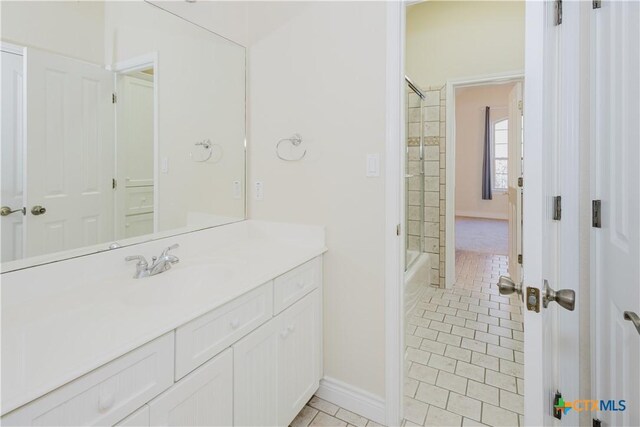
296,281 -> 305,289
287,325 -> 295,333
229,319 -> 240,329
98,391 -> 115,413
280,329 -> 290,339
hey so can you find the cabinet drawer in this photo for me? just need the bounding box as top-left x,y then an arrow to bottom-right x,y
125,186 -> 154,215
175,282 -> 273,380
2,334 -> 174,426
273,257 -> 321,314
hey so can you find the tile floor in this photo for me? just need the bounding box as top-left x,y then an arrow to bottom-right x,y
291,250 -> 523,427
291,396 -> 381,427
403,250 -> 524,427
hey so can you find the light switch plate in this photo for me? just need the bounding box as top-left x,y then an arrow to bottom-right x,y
366,154 -> 380,177
255,181 -> 264,200
233,181 -> 241,199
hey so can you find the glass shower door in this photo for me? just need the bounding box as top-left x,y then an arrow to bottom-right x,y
405,79 -> 425,270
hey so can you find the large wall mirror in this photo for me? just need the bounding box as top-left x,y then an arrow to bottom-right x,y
0,1 -> 246,272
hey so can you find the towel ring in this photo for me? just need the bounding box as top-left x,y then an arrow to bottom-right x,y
276,134 -> 306,161
190,139 -> 222,163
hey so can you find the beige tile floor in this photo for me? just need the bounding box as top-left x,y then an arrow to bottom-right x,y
291,396 -> 382,427
292,250 -> 524,427
403,250 -> 524,427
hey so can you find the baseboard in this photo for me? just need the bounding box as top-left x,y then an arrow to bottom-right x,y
315,376 -> 386,425
455,210 -> 508,221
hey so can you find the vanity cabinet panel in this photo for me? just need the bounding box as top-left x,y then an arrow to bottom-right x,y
273,257 -> 321,314
233,290 -> 321,427
1,333 -> 174,426
175,282 -> 273,380
232,319 -> 279,426
277,290 -> 320,425
148,349 -> 232,427
115,406 -> 149,426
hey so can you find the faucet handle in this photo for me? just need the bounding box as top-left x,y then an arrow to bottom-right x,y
125,255 -> 148,266
161,243 -> 179,256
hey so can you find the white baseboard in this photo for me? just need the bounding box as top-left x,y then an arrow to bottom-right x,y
315,376 -> 386,425
455,210 -> 508,221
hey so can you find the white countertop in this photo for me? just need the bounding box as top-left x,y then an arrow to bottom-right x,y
1,221 -> 326,415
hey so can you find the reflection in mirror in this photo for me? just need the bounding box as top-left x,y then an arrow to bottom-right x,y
0,1 -> 246,270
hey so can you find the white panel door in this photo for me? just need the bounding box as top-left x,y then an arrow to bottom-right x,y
233,318 -> 279,427
593,1 -> 640,426
523,1 -> 581,425
507,82 -> 523,281
277,290 -> 320,426
24,47 -> 114,257
149,349 -> 232,426
1,49 -> 25,262
116,74 -> 154,239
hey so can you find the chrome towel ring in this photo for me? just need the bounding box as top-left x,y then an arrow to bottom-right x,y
190,139 -> 223,163
276,134 -> 306,161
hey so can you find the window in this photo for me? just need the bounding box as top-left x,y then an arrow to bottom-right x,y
493,118 -> 508,191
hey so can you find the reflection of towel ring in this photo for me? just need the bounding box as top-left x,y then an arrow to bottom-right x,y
276,134 -> 306,161
190,139 -> 222,163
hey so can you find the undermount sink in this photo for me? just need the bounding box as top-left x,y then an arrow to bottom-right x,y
119,263 -> 234,307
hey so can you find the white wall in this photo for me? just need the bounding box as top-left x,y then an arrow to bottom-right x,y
104,2 -> 246,231
406,1 -> 525,88
148,1 -> 249,47
247,1 -> 388,398
455,84 -> 514,220
0,1 -> 105,65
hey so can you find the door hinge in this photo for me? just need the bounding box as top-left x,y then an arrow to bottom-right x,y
517,254 -> 523,265
517,177 -> 523,188
517,100 -> 523,112
593,0 -> 601,9
112,93 -> 117,103
554,0 -> 563,25
396,224 -> 401,236
553,196 -> 562,221
112,178 -> 117,189
592,199 -> 601,228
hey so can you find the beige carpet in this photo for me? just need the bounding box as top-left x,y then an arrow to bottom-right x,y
455,216 -> 508,255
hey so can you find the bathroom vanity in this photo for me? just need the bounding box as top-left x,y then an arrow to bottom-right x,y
1,221 -> 326,426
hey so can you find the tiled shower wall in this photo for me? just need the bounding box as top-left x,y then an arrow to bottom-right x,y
407,86 -> 446,286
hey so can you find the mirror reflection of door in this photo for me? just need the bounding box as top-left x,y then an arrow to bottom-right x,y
1,47 -> 25,263
116,70 -> 155,239
24,47 -> 115,258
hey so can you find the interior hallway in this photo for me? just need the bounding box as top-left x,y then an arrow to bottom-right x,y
403,250 -> 523,426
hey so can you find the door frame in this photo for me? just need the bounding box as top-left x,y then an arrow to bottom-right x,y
109,52 -> 159,235
385,2 -> 554,425
443,71 -> 524,289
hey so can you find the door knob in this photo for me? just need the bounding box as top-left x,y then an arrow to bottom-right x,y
30,205 -> 46,216
497,275 -> 523,300
623,311 -> 640,336
0,206 -> 25,216
542,280 -> 575,311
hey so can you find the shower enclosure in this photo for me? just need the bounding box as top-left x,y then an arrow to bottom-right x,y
403,76 -> 431,325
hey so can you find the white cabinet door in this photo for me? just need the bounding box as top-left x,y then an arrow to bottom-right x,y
115,406 -> 149,427
277,290 -> 320,426
232,318 -> 279,426
233,290 -> 321,427
148,349 -> 232,427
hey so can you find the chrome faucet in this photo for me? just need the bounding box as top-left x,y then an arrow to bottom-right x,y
125,244 -> 180,279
